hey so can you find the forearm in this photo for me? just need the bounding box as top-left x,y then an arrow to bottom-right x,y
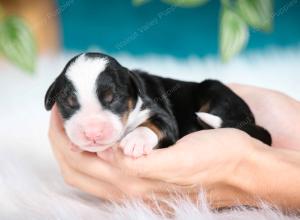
229,140 -> 300,210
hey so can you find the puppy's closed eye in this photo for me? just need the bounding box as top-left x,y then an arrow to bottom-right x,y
66,95 -> 79,108
102,88 -> 114,103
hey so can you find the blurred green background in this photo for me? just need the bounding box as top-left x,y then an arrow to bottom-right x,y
58,0 -> 300,57
1,0 -> 299,73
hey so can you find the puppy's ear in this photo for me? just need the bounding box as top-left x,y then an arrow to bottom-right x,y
128,70 -> 144,96
44,77 -> 62,111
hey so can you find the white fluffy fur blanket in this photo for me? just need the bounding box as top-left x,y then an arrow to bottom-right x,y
0,48 -> 300,220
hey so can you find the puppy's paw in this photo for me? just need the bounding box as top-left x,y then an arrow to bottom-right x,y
120,127 -> 158,158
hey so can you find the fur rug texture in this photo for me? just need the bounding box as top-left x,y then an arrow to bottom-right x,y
0,47 -> 300,220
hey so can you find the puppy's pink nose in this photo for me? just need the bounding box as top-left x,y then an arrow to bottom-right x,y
84,127 -> 103,141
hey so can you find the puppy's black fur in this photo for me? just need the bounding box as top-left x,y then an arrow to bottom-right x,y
130,70 -> 272,147
45,53 -> 272,147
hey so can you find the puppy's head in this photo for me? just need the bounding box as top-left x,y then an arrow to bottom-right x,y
45,53 -> 141,152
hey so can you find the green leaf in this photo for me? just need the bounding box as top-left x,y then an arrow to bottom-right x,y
0,4 -> 4,19
161,0 -> 208,8
237,0 -> 273,32
220,7 -> 248,62
0,16 -> 36,73
132,0 -> 151,6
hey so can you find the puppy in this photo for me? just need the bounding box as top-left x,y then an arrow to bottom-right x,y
45,53 -> 271,157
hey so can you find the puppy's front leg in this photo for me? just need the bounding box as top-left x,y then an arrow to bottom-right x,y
120,112 -> 178,157
120,125 -> 159,157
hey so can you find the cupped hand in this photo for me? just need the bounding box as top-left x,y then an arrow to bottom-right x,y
49,105 -> 184,202
49,105 -> 261,207
48,84 -> 300,207
110,128 -> 256,187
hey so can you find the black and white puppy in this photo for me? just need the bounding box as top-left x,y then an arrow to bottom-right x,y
45,52 -> 271,157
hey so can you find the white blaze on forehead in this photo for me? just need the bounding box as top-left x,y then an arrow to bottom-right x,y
66,54 -> 108,108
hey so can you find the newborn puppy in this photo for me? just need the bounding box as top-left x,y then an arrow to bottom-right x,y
45,53 -> 272,157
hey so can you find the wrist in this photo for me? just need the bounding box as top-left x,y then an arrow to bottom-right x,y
221,132 -> 263,194
226,138 -> 300,209
206,132 -> 265,208
243,144 -> 300,209
229,140 -> 268,197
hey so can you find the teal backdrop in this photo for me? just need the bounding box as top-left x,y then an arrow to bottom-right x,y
56,0 -> 300,58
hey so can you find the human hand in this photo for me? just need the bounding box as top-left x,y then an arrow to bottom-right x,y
48,105 -> 183,202
106,83 -> 300,185
48,85 -> 300,208
108,128 -> 263,208
111,129 -> 256,186
108,123 -> 300,210
49,105 -> 261,207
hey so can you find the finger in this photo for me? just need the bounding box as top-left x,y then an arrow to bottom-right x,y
54,143 -> 175,199
59,159 -> 124,202
111,146 -> 184,181
48,106 -> 71,163
52,129 -> 124,202
49,105 -> 72,151
48,106 -> 124,185
55,142 -> 163,194
63,149 -> 124,186
48,106 -> 183,195
50,105 -> 65,133
97,147 -> 114,162
50,136 -> 124,202
51,132 -> 196,201
59,150 -> 195,202
49,133 -> 123,201
72,151 -> 173,195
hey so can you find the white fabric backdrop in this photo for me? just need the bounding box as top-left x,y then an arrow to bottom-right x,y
0,47 -> 299,219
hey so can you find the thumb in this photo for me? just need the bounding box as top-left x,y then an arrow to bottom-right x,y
112,145 -> 178,181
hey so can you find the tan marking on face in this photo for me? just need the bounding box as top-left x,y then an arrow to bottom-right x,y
121,98 -> 134,125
